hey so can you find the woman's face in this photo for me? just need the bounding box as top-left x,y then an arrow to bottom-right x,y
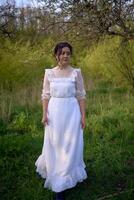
56,47 -> 71,66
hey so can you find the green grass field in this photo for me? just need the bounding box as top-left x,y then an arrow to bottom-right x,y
0,87 -> 134,200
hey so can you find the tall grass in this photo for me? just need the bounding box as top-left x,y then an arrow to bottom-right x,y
0,37 -> 134,199
0,88 -> 134,200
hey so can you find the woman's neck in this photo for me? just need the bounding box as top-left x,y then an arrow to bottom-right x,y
56,63 -> 71,70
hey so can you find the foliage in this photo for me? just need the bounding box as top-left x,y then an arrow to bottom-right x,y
80,36 -> 134,89
0,38 -> 54,90
0,88 -> 134,200
0,0 -> 133,42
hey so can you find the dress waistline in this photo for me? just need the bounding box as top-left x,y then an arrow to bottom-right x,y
51,96 -> 76,99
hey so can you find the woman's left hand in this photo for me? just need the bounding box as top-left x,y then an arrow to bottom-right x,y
81,116 -> 86,129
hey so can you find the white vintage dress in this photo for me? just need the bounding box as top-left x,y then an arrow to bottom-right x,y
35,66 -> 87,192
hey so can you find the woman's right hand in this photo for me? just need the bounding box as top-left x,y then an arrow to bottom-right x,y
41,114 -> 49,126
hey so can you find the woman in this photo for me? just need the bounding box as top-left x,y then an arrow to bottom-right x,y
35,42 -> 87,200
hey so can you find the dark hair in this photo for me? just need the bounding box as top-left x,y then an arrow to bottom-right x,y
54,42 -> 73,57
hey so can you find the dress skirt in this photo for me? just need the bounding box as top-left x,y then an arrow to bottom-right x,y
35,96 -> 87,192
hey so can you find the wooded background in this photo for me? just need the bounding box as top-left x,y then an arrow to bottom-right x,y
0,0 -> 134,91
0,1 -> 134,200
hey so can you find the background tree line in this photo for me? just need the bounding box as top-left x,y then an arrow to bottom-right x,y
0,2 -> 134,200
0,0 -> 134,90
0,0 -> 134,41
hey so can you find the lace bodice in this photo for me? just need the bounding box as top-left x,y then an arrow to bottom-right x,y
41,67 -> 86,100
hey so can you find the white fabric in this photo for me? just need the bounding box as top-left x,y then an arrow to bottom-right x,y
35,67 -> 87,192
41,67 -> 86,100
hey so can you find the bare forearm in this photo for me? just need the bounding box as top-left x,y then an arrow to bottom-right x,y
78,99 -> 86,118
42,99 -> 49,116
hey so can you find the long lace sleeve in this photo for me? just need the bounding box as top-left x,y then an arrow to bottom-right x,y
75,69 -> 86,100
41,69 -> 51,100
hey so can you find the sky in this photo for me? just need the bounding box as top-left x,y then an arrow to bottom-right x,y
15,0 -> 34,7
0,0 -> 37,7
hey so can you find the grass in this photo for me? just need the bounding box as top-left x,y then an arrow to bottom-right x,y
0,87 -> 134,200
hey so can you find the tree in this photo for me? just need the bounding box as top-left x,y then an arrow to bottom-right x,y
0,0 -> 17,38
37,0 -> 134,41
